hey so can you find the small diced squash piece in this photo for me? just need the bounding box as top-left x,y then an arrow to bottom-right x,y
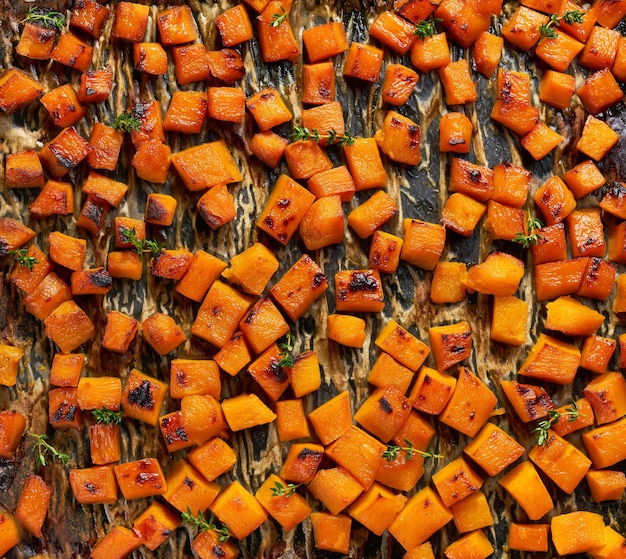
77,195 -> 108,237
15,475 -> 52,538
163,460 -> 220,515
580,335 -> 616,373
436,0 -> 491,48
276,399 -> 310,441
247,344 -> 291,401
16,22 -> 57,60
38,127 -> 90,179
290,350 -> 322,398
584,371 -> 626,425
567,208 -> 606,259
449,158 -> 494,202
40,83 -> 85,128
50,32 -> 93,72
369,230 -> 403,274
159,411 -> 193,454
491,100 -> 539,136
381,64 -> 418,106
256,473 -> 312,531
440,367 -> 497,437
534,257 -> 588,301
563,159 -> 606,199
395,0 -> 438,22
401,218 -> 446,270
463,422 -> 525,476
214,332 -> 253,376
133,501 -> 180,551
430,261 -> 467,304
181,394 -> 227,445
429,321 -> 472,372
409,367 -> 456,415
529,430 -> 592,493
280,442 -> 325,484
410,31 -> 451,72
473,31 -> 503,77
133,43 -> 168,75
69,465 -> 118,505
308,391 -> 352,445
583,417 -> 626,469
444,531 -> 494,559
375,111 -> 422,165
347,482 -> 407,536
9,244 -> 52,295
188,437 -> 237,482
308,166 -> 356,202
284,140 -> 332,180
0,344 -> 24,387
0,68 -> 44,114
308,467 -> 364,514
0,509 -> 22,555
530,223 -> 567,265
122,368 -> 167,426
87,124 -> 123,171
432,456 -> 483,508
0,410 -> 27,458
215,4 -> 254,47
23,272 -> 72,321
50,353 -> 83,387
77,377 -> 122,411
82,171 -> 127,208
302,21 -> 349,62
589,0 -> 626,27
78,67 -> 113,104
192,530 -> 239,559
114,458 -> 166,500
206,48 -> 245,84
501,380 -> 554,423
439,112 -> 472,153
466,252 -> 524,297
157,5 -> 198,45
71,267 -> 113,296
508,523 -> 549,552
301,101 -> 346,147
335,269 -> 385,313
577,68 -> 624,115
44,299 -> 96,354
299,195 -> 345,251
70,0 -> 110,37
210,480 -> 268,540
439,60 -> 477,105
48,387 -> 83,430
163,91 -> 207,135
486,199 -> 526,242
389,486 -> 452,551
257,1 -> 300,63
492,162 -> 530,208
108,251 -> 142,280
193,280 -> 254,349
270,254 -> 328,321
172,44 -> 210,86
491,295 -> 528,346
576,115 -> 620,161
310,512 -> 351,555
540,69 -> 576,109
521,122 -> 564,160
544,295 -> 604,336
343,42 -> 383,83
499,461 -> 553,520
221,393 -> 276,431
613,36 -> 626,82
172,140 -> 242,191
89,423 -> 121,465
176,250 -> 226,303
112,2 -> 149,42
222,242 -> 278,297
4,150 -> 44,188
355,385 -> 411,442
328,314 -> 366,348
501,6 -> 549,50
344,137 -> 387,191
586,470 -> 626,503
518,332 -> 581,384
369,11 -> 417,55
348,191 -> 398,239
441,193 -> 486,237
197,185 -> 236,231
552,398 -> 595,437
142,313 -> 186,355
170,359 -> 220,399
30,179 -> 75,217
558,0 -> 596,39
450,492 -> 493,534
207,87 -> 245,123
246,87 -> 292,132
551,511 -> 606,556
90,526 -> 142,559
602,181 -> 626,220
249,131 -> 289,168
535,29 -> 584,71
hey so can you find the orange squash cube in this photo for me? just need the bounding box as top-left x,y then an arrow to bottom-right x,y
246,87 -> 292,132
444,531 -> 494,559
216,4 -> 254,47
518,332 -> 581,385
0,508 -> 22,556
348,191 -> 398,239
369,11 -> 417,54
410,31 -> 451,73
276,399 -> 310,441
464,422 -> 525,476
207,87 -> 245,123
163,91 -> 207,134
439,112 -> 472,153
44,299 -> 96,354
159,411 -> 193,454
15,474 -> 52,538
535,29 -> 584,71
280,442 -> 324,484
206,48 -> 245,84
310,512 -> 351,554
4,149 -> 44,189
441,193 -> 486,237
40,83 -> 85,128
308,466 -> 364,514
432,455 -> 483,508
545,294 -> 605,335
70,0 -> 110,38
492,161 -> 531,208
375,110 -> 422,165
50,32 -> 93,72
163,459 -> 220,514
284,140 -> 332,179
381,63 -> 418,106
409,366 -> 456,415
343,42 -> 384,83
157,5 -> 199,46
114,458 -> 167,500
23,272 -> 72,321
302,21 -> 349,62
188,437 -> 237,482
449,157 -> 494,202
87,123 -> 124,171
290,350 -> 322,398
249,130 -> 289,168
335,269 -> 385,313
521,122 -> 564,160
308,165 -> 355,202
501,380 -> 554,423
221,393 -> 276,431
0,410 -> 27,458
69,465 -> 118,505
197,184 -> 236,231
38,127 -> 90,179
473,31 -> 503,77
465,251 -> 524,296
77,376 -> 122,411
48,387 -> 83,430
16,22 -> 57,60
368,230 -> 403,274
170,359 -> 220,400
551,511 -> 607,556
499,461 -> 553,520
210,480 -> 268,540
89,423 -> 121,465
256,1 -> 300,63
112,2 -> 149,42
247,344 -> 291,401
450,491 -> 493,534
50,352 -> 84,387
354,385 -> 412,442
71,267 -> 113,296
299,195 -> 345,251
375,319 -> 430,371
436,0 -> 491,48
501,6 -> 548,51
491,295 -> 528,346
578,68 -> 624,115
30,179 -> 75,217
308,391 -> 352,445
344,137 -> 387,191
302,61 -> 336,106
579,25 -> 621,70
508,523 -> 549,552
327,314 -> 367,348
0,68 -> 44,114
430,261 -> 467,304
401,218 -> 446,271
122,368 -> 167,426
347,482 -> 407,536
90,526 -> 142,559
78,66 -> 113,104
142,312 -> 186,355
172,44 -> 210,86
586,470 -> 626,503
583,371 -> 626,425
133,501 -> 180,551
439,60 -> 478,105
0,344 -> 24,387
255,473 -> 312,531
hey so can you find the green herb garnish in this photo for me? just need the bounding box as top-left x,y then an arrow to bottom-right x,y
270,480 -> 301,498
270,6 -> 288,28
382,439 -> 443,462
22,7 -> 66,32
532,401 -> 580,447
92,406 -> 124,426
277,332 -> 295,368
29,433 -> 69,467
539,10 -> 585,39
120,227 -> 165,255
181,508 -> 231,542
112,112 -> 142,133
8,248 -> 39,272
512,217 -> 543,248
413,17 -> 443,41
290,126 -> 355,146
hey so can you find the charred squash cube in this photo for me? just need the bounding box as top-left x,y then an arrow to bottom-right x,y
122,369 -> 167,426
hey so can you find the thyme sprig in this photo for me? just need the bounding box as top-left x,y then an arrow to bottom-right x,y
539,10 -> 585,39
92,406 -> 124,426
382,439 -> 443,462
271,480 -> 301,498
532,401 -> 580,446
181,508 -> 231,542
29,433 -> 69,467
413,17 -> 443,41
270,6 -> 288,28
22,7 -> 66,32
278,332 -> 295,368
512,217 -> 543,248
112,112 -> 142,133
291,126 -> 355,146
120,227 -> 165,255
8,248 -> 39,272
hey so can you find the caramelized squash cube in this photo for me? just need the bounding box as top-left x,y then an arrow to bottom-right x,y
50,352 -> 84,387
23,272 -> 72,320
221,393 -> 276,431
310,512 -> 351,554
432,456 -> 483,508
535,30 -> 584,71
172,44 -> 210,86
48,387 -> 83,430
209,481 -> 268,540
112,2 -> 149,42
188,437 -> 237,481
133,501 -> 179,551
439,59 -> 478,105
246,87 -> 292,131
206,48 -> 245,84
539,69 -> 576,110
50,32 -> 93,72
0,344 -> 24,387
170,359 -> 220,399
215,4 -> 254,47
347,482 -> 407,536
159,410 -> 193,454
256,1 -> 300,63
89,423 -> 121,465
409,366 -> 456,415
16,22 -> 56,60
176,250 -> 227,303
381,63 -> 418,106
465,252 -> 524,296
0,68 -> 44,114
498,461 -> 553,520
375,110 -> 421,165
0,410 -> 27,458
163,460 -> 220,514
501,380 -> 554,423
577,68 -> 624,114
401,218 -> 446,270
78,67 -> 113,104
15,474 -> 52,538
157,5 -> 198,46
4,149 -> 44,188
38,127 -> 90,179
44,299 -> 96,354
70,0 -> 110,38
40,83 -> 85,127
69,465 -> 118,505
133,42 -> 168,75
464,422 -> 525,476
284,140 -> 332,179
90,526 -> 142,559
490,295 -> 528,346
77,376 -> 122,411
518,332 -> 581,384
308,467 -> 364,514
247,344 -> 291,401
354,385 -> 412,442
280,442 -> 324,484
302,21 -> 349,62
439,112 -> 472,153
410,32 -> 451,73
343,42 -> 384,83
344,137 -> 387,191
114,458 -> 167,500
122,368 -> 167,425
249,130 -> 288,168
308,391 -> 352,445
142,312 -> 186,355
255,473 -> 312,531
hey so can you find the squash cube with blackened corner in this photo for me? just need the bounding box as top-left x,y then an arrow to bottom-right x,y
280,443 -> 324,485
112,1 -> 149,42
142,312 -> 186,355
150,249 -> 193,281
256,473 -> 312,531
159,411 -> 193,454
5,149 -> 44,189
44,300 -> 96,354
170,359 -> 221,400
0,68 -> 44,114
188,437 -> 237,482
0,344 -> 24,387
369,231 -> 403,274
133,42 -> 168,75
335,269 -> 385,313
69,465 -> 118,505
343,42 -> 383,83
78,67 -> 114,104
49,387 -> 83,430
77,195 -> 109,236
247,344 -> 291,401
429,321 -> 472,372
375,111 -> 421,165
16,22 -> 57,60
71,268 -> 113,296
0,410 -> 27,458
375,319 -> 429,372
122,369 -> 167,426
257,1 -> 300,63
501,380 -> 554,424
163,460 -> 220,515
40,84 -> 85,128
38,127 -> 90,179
583,372 -> 626,426
601,182 -> 626,221
133,501 -> 180,552
354,385 -> 411,443
70,0 -> 110,38
246,88 -> 292,131
206,48 -> 245,84
197,185 -> 236,231
193,531 -> 240,559
30,180 -> 75,218
145,193 -> 177,227
114,458 -> 167,500
50,32 -> 93,72
210,481 -> 268,540
239,298 -> 289,355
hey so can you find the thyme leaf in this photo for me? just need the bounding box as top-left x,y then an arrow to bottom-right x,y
270,480 -> 301,498
8,248 -> 38,272
29,433 -> 69,467
382,439 -> 443,462
181,508 -> 231,542
290,126 -> 355,146
278,332 -> 295,368
112,112 -> 142,133
512,217 -> 543,248
532,401 -> 579,446
413,17 -> 442,41
22,7 -> 65,32
269,6 -> 288,28
92,406 -> 123,426
120,227 -> 164,255
539,10 -> 584,39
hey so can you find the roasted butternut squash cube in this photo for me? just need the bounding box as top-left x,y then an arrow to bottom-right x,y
23,272 -> 72,321
222,242 -> 278,296
176,250 -> 226,303
301,101 -> 346,147
30,179 -> 75,217
290,350 -> 322,398
247,344 -> 291,401
577,68 -> 624,115
375,111 -> 421,165
355,385 -> 412,443
249,130 -> 289,168
90,526 -> 142,559
15,474 -> 52,538
0,508 -> 22,555
69,465 -> 118,505
436,0 -> 490,48
78,195 -> 110,235
122,368 -> 167,426
347,482 -> 407,536
308,466 -> 364,514
0,344 -> 24,387
518,332 -> 581,385
172,140 -> 242,191
439,112 -> 472,153
535,29 -> 584,71
369,230 -> 403,274
299,195 -> 345,251
501,6 -> 548,50
0,68 -> 44,114
256,473 -> 312,531
215,4 -> 254,47
48,387 -> 83,430
170,359 -> 220,399
381,63 -> 418,106
401,218 -> 446,270
410,31 -> 451,73
78,67 -> 113,104
172,44 -> 210,85
409,366 -> 456,415
492,161 -> 530,208
157,5 -> 198,45
133,42 -> 168,75
508,523 -> 550,552
563,159 -> 605,200
210,480 -> 268,540
576,115 -> 620,161
197,185 -> 236,231
142,312 -> 186,355
77,376 -> 122,411
544,295 -> 605,336
534,257 -> 588,301
552,398 -> 595,437
50,32 -> 93,72
490,295 -> 528,346
439,59 -> 478,105
206,48 -> 245,84
207,87 -> 245,123
551,511 -> 607,556
369,10 -> 417,54
0,410 -> 27,458
44,299 -> 96,354
441,193 -> 486,237
344,137 -> 387,191
465,252 -> 524,296
310,512 -> 351,554
159,410 -> 193,454
163,459 -> 220,515
114,458 -> 167,500
586,470 -> 626,503
343,42 -> 383,83
539,69 -> 576,110
181,394 -> 227,445
583,417 -> 626,469
348,191 -> 398,239
584,371 -> 626,425
521,121 -> 564,160
473,31 -> 503,77
89,423 -> 121,465
501,380 -> 554,423
328,314 -> 367,348
40,83 -> 85,127
256,1 -> 300,63
302,21 -> 349,62
280,442 -> 324,484
464,422 -> 525,476
112,2 -> 149,42
444,530 -> 494,559
4,149 -> 44,189
432,456 -> 483,508
71,267 -> 113,296
50,352 -> 84,387
499,461 -> 553,520
308,391 -> 352,445
284,140 -> 332,180
221,393 -> 276,431
70,0 -> 110,38
375,319 -> 429,371
16,22 -> 57,60
450,491 -> 493,534
276,399 -> 310,441
188,437 -> 236,482
133,501 -> 180,551
580,335 -> 616,374
430,261 -> 467,304
38,127 -> 90,179
246,87 -> 292,131
335,269 -> 385,313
